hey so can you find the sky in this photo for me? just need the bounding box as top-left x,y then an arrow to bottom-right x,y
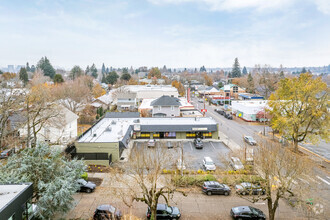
0,0 -> 329,69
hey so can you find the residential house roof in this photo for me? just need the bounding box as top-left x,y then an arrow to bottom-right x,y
150,95 -> 181,106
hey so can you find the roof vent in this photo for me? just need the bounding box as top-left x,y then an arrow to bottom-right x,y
134,119 -> 140,123
111,120 -> 116,125
93,133 -> 97,137
105,127 -> 112,132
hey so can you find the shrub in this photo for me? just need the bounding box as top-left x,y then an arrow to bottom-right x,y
81,172 -> 88,181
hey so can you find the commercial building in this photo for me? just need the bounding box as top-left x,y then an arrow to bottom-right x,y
75,112 -> 218,166
238,93 -> 264,100
0,183 -> 36,220
231,100 -> 268,122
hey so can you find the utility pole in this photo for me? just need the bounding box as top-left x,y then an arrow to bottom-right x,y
263,105 -> 266,136
203,83 -> 206,117
180,141 -> 183,176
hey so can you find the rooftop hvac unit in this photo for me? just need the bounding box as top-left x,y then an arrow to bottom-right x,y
93,133 -> 97,137
105,126 -> 112,132
111,120 -> 116,125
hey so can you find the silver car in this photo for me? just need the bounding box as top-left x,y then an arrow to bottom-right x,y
230,157 -> 244,171
203,157 -> 216,171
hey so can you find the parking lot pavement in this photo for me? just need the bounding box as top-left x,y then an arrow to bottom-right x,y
64,185 -> 308,220
135,140 -> 232,171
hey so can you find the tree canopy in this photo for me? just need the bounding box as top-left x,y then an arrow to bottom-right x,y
53,73 -> 64,83
148,67 -> 161,79
231,58 -> 242,78
37,57 -> 56,79
268,73 -> 329,151
121,72 -> 131,81
19,67 -> 29,86
242,66 -> 248,75
0,143 -> 85,219
70,65 -> 84,80
106,71 -> 119,84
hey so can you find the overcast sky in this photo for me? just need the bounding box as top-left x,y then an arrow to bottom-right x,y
0,0 -> 329,69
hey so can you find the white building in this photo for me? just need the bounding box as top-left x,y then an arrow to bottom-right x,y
231,100 -> 268,122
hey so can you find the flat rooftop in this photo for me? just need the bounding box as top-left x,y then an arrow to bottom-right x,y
0,183 -> 31,211
78,117 -> 217,143
124,85 -> 178,93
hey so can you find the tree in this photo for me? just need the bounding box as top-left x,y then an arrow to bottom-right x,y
200,66 -> 206,72
121,73 -> 131,81
85,65 -> 90,75
106,71 -> 119,85
128,78 -> 138,85
254,65 -> 279,98
203,73 -> 213,86
301,67 -> 307,73
268,73 -> 329,152
148,67 -> 161,79
279,71 -> 284,79
247,73 -> 255,93
0,70 -> 3,75
218,82 -> 223,88
171,80 -> 185,96
26,62 -> 31,72
122,67 -> 129,74
53,74 -> 64,83
242,66 -> 248,75
106,67 -> 109,74
69,65 -> 84,80
37,56 -> 56,79
231,58 -> 242,78
102,63 -> 106,74
110,144 -> 185,220
90,64 -> 98,79
251,139 -> 313,220
19,67 -> 29,86
30,65 -> 36,73
92,83 -> 106,98
0,143 -> 85,219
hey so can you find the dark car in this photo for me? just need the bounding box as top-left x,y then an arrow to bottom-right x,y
0,148 -> 14,159
194,138 -> 203,149
225,114 -> 233,120
93,204 -> 122,220
202,181 -> 231,196
147,204 -> 181,220
218,110 -> 225,115
77,178 -> 96,193
235,182 -> 265,195
230,206 -> 266,220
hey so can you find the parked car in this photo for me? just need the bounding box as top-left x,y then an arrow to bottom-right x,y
214,108 -> 220,112
202,157 -> 216,171
198,99 -> 203,103
177,159 -> 186,170
0,148 -> 14,159
230,157 -> 244,171
225,114 -> 233,119
218,110 -> 225,115
194,138 -> 203,149
146,204 -> 181,219
230,206 -> 266,220
235,182 -> 265,195
202,181 -> 231,196
77,178 -> 96,193
148,139 -> 156,147
167,141 -> 174,149
93,204 -> 122,220
244,136 -> 257,145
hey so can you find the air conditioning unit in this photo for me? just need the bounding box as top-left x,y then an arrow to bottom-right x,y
93,133 -> 97,137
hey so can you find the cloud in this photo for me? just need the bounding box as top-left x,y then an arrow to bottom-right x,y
148,0 -> 297,12
314,0 -> 330,14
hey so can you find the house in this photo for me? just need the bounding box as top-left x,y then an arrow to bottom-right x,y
116,92 -> 137,111
219,84 -> 246,99
197,86 -> 221,97
91,93 -> 113,110
19,105 -> 79,145
0,183 -> 36,220
151,95 -> 181,117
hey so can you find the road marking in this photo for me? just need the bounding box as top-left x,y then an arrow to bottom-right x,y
210,142 -> 216,150
255,203 -> 265,205
189,142 -> 193,151
303,175 -> 321,185
298,177 -> 309,185
316,176 -> 330,185
327,176 -> 330,180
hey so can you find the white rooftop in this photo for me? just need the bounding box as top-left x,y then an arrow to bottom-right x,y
124,85 -> 178,93
0,184 -> 31,211
139,98 -> 194,110
78,117 -> 217,143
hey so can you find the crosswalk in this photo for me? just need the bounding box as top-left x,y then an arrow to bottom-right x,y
295,174 -> 330,186
316,175 -> 330,185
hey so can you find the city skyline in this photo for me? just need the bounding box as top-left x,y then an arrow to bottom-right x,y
0,0 -> 329,69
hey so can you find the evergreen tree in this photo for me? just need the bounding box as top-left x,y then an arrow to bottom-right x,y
101,73 -> 106,83
0,70 -> 3,75
106,71 -> 119,84
228,72 -> 232,78
301,67 -> 307,73
26,62 -> 31,72
242,66 -> 248,75
247,73 -> 255,93
53,74 -> 64,83
70,65 -> 84,80
90,64 -> 98,79
121,73 -> 131,81
30,65 -> 36,73
0,143 -> 85,219
102,63 -> 106,74
106,67 -> 109,74
37,56 -> 56,79
122,67 -> 129,74
200,66 -> 206,72
85,65 -> 90,75
19,67 -> 29,86
231,58 -> 241,78
279,71 -> 284,79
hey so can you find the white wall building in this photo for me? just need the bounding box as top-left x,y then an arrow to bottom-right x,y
231,100 -> 268,122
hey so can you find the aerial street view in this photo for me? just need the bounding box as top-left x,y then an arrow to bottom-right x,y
0,0 -> 329,220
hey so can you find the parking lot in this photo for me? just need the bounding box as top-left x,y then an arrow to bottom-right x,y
135,140 -> 232,171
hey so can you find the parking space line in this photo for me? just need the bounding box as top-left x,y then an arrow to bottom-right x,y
298,177 -> 309,185
189,142 -> 193,151
210,142 -> 216,151
316,176 -> 330,185
255,203 -> 265,205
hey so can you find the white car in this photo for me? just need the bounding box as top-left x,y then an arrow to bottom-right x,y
244,136 -> 257,145
230,157 -> 244,171
147,139 -> 156,147
202,157 -> 216,171
177,159 -> 186,170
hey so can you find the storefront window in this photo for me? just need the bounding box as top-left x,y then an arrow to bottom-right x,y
140,132 -> 150,138
186,132 -> 196,138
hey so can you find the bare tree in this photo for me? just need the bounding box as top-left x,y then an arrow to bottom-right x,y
110,142 -> 185,220
244,138 -> 315,220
